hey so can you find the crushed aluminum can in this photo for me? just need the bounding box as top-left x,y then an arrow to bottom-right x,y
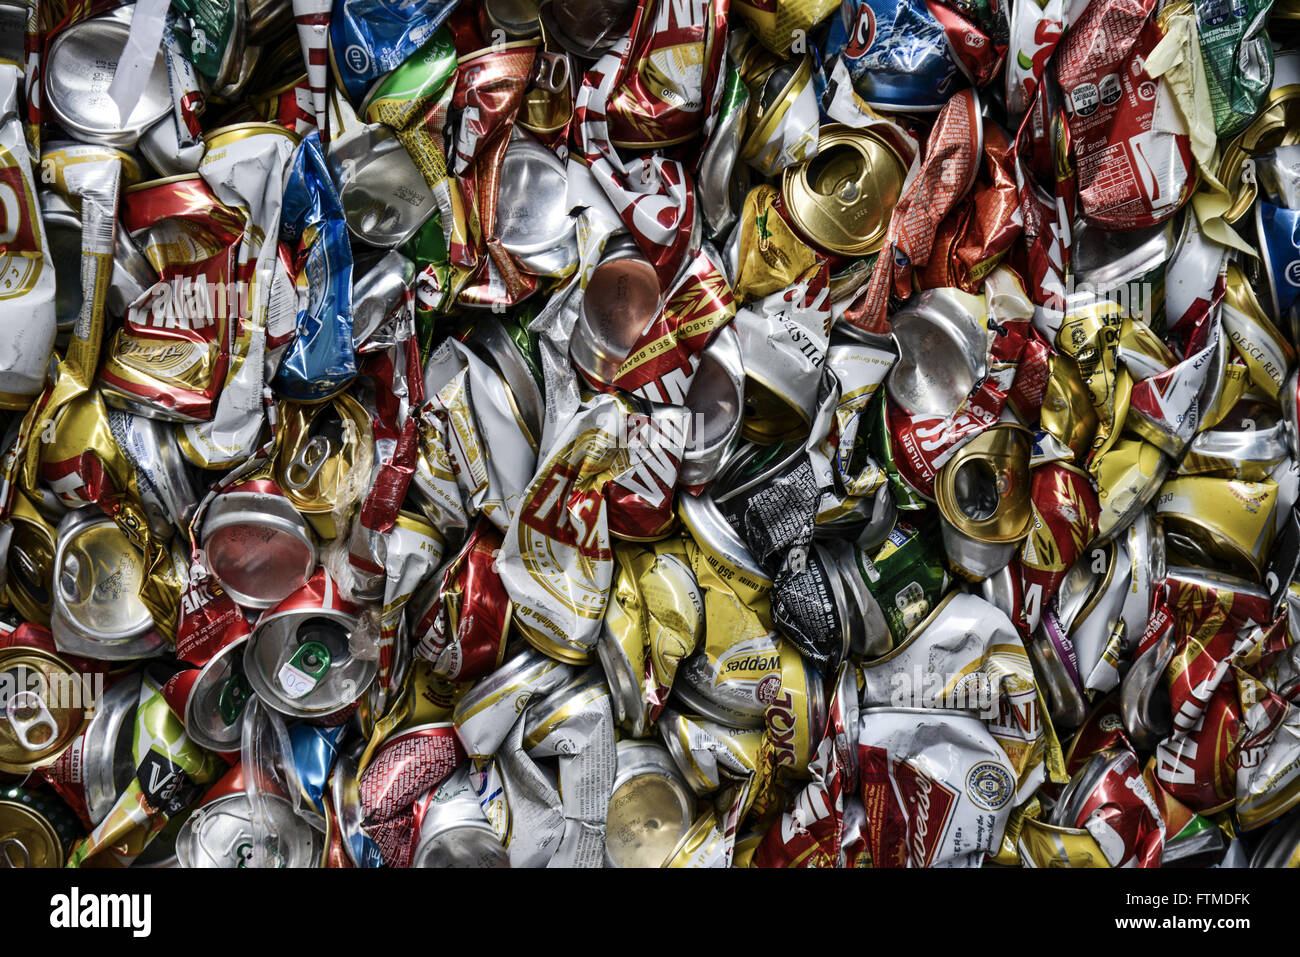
42,7 -> 173,149
680,323 -> 745,487
605,738 -> 694,868
242,569 -> 374,720
176,762 -> 322,867
201,479 -> 318,609
885,288 -> 989,417
0,647 -> 91,775
409,764 -> 507,868
495,134 -> 579,279
1156,475 -> 1279,580
570,235 -> 663,389
42,670 -> 139,828
781,124 -> 907,257
657,707 -> 764,795
537,0 -> 638,58
4,493 -> 59,627
327,118 -> 439,249
274,394 -> 375,540
50,509 -> 164,662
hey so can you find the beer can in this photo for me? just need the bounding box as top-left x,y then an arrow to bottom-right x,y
605,739 -> 695,868
935,424 -> 1034,581
658,708 -> 764,795
77,671 -> 141,826
538,0 -> 638,57
274,395 -> 374,540
465,317 -> 545,448
353,251 -> 417,351
886,289 -> 989,417
452,646 -> 574,758
201,480 -> 318,609
176,762 -> 321,867
1018,816 -> 1110,868
43,6 -> 173,148
521,666 -> 609,751
163,639 -> 252,754
1156,476 -> 1279,580
570,235 -> 662,389
4,493 -> 57,627
50,509 -> 163,662
243,570 -> 373,720
781,125 -> 906,256
0,647 -> 91,775
409,764 -> 507,868
138,115 -> 206,178
495,134 -> 578,278
326,118 -> 438,249
680,324 -> 745,487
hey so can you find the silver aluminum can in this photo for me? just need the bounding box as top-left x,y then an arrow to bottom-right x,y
200,480 -> 317,610
886,288 -> 989,417
352,251 -> 417,352
570,234 -> 662,388
466,317 -> 544,447
605,739 -> 694,868
106,409 -> 200,538
496,134 -> 578,278
81,671 -> 141,826
680,323 -> 744,487
410,764 -> 508,868
242,571 -> 373,720
50,509 -> 164,661
453,646 -> 574,758
177,779 -> 320,867
326,120 -> 437,249
138,114 -> 205,177
43,6 -> 173,148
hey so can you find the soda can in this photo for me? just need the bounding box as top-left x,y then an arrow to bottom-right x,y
409,764 -> 508,868
242,570 -> 374,720
657,708 -> 764,795
42,6 -> 173,149
176,762 -> 322,867
452,647 -> 574,758
495,134 -> 578,279
0,647 -> 91,775
274,394 -> 375,540
162,638 -> 252,754
570,235 -> 663,389
781,125 -> 906,256
200,479 -> 318,609
1157,476 -> 1279,580
605,739 -> 694,868
680,324 -> 745,487
50,509 -> 164,662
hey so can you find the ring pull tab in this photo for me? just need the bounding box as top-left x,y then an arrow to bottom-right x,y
277,641 -> 332,699
284,435 -> 333,492
0,837 -> 30,868
217,672 -> 253,726
532,51 -> 569,93
5,689 -> 58,752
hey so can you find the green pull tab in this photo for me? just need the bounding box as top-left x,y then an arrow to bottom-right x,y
277,641 -> 332,699
217,673 -> 253,726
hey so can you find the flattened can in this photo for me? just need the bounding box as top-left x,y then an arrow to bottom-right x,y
570,235 -> 663,389
326,119 -> 437,249
274,394 -> 374,540
4,493 -> 58,627
242,570 -> 374,720
605,739 -> 694,868
176,762 -> 321,867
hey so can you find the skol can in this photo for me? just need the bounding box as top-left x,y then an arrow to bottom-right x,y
242,570 -> 374,720
200,480 -> 318,609
50,509 -> 164,662
409,764 -> 508,868
0,647 -> 92,775
605,739 -> 695,868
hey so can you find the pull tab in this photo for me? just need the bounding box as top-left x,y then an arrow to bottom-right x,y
284,435 -> 333,492
217,672 -> 253,726
5,690 -> 58,752
532,51 -> 569,93
0,837 -> 30,868
276,641 -> 331,699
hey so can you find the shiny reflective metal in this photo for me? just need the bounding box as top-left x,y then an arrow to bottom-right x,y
497,135 -> 578,277
571,235 -> 661,388
43,6 -> 172,148
327,121 -> 437,248
201,483 -> 317,610
537,0 -> 637,57
886,289 -> 988,416
243,602 -> 372,720
605,739 -> 694,868
50,509 -> 163,661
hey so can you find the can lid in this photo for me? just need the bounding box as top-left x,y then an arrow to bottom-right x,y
606,739 -> 694,868
0,800 -> 65,867
52,512 -> 154,642
0,648 -> 88,774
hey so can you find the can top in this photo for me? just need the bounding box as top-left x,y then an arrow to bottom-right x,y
0,800 -> 65,867
54,514 -> 153,641
0,648 -> 89,774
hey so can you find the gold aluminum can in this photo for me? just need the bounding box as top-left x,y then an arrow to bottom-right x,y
1156,476 -> 1279,580
0,800 -> 65,867
1040,354 -> 1099,463
4,493 -> 57,627
935,424 -> 1034,544
1018,817 -> 1110,867
780,124 -> 906,256
274,394 -> 375,539
0,648 -> 91,775
1219,52 -> 1300,223
202,121 -> 300,154
741,377 -> 808,445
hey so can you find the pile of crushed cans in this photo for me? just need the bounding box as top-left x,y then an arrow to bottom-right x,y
0,0 -> 1299,870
